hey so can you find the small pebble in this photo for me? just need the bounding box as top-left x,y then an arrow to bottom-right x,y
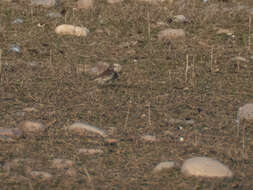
179,137 -> 184,142
55,24 -> 89,37
18,121 -> 46,133
105,138 -> 119,144
23,107 -> 39,112
30,0 -> 58,7
158,29 -> 185,40
77,0 -> 94,9
51,159 -> 74,169
173,15 -> 187,23
107,0 -> 123,3
78,148 -> 103,155
12,18 -> 24,24
153,161 -> 175,173
141,135 -> 157,142
66,122 -> 108,137
29,171 -> 52,180
237,103 -> 253,122
216,28 -> 233,36
9,44 -> 21,53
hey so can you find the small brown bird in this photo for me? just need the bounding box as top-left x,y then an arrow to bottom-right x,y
93,64 -> 121,85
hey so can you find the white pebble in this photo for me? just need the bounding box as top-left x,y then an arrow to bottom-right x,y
55,24 -> 89,37
181,157 -> 233,178
173,15 -> 187,23
66,122 -> 108,137
153,161 -> 175,173
237,103 -> 253,125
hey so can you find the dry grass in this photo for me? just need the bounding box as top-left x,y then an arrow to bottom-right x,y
0,0 -> 253,189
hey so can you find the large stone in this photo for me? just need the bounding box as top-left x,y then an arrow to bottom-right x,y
181,157 -> 233,178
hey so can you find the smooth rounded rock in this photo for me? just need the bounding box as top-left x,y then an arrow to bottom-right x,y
137,0 -> 166,4
78,148 -> 103,155
66,122 -> 108,137
141,135 -> 157,142
237,103 -> 253,122
158,29 -> 185,40
31,0 -> 59,7
18,121 -> 46,133
153,161 -> 175,173
173,15 -> 187,23
55,24 -> 89,37
77,0 -> 94,9
181,157 -> 233,178
107,0 -> 123,3
51,159 -> 74,169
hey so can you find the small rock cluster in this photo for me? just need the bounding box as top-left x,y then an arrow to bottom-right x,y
2,101 -> 252,179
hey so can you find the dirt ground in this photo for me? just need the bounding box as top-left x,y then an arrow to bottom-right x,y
0,0 -> 253,189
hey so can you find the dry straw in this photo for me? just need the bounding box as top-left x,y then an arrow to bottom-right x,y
0,49 -> 2,75
249,16 -> 251,50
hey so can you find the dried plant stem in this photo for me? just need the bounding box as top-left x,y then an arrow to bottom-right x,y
249,16 -> 251,50
191,56 -> 195,86
50,49 -> 53,68
148,102 -> 152,127
0,49 -> 2,76
242,122 -> 246,156
185,54 -> 189,82
83,167 -> 95,190
147,6 -> 151,42
123,105 -> 130,130
210,47 -> 213,72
